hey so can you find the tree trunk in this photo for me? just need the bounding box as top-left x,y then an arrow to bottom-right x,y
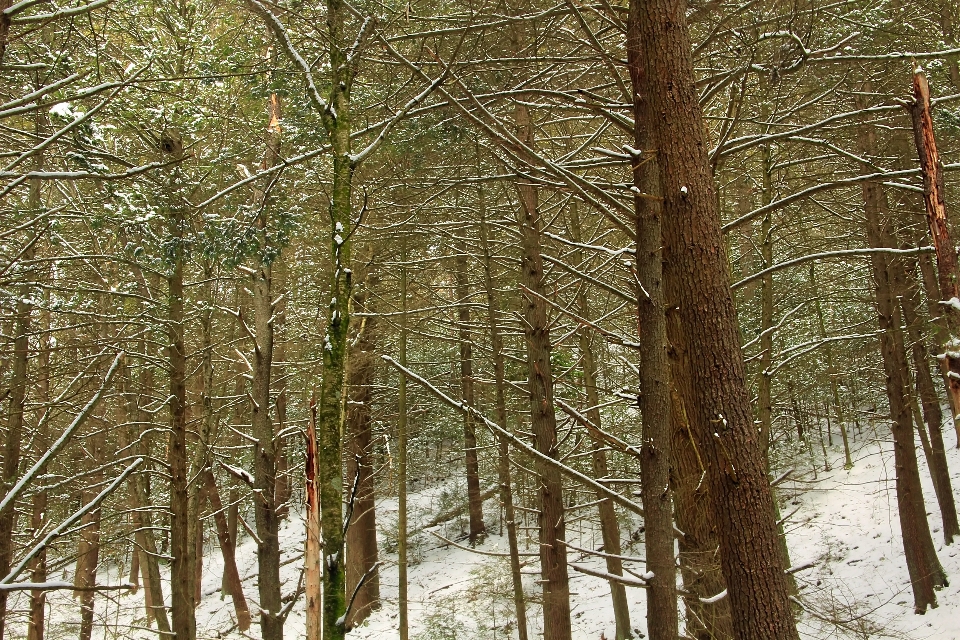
398,248 -> 409,640
567,204 -> 632,640
514,98 -> 572,640
167,198 -> 197,640
909,69 -> 960,447
454,248 -> 486,545
857,98 -> 947,611
626,16 -> 678,636
251,260 -> 282,640
318,1 -> 355,635
479,201 -> 529,640
203,470 -> 251,629
631,0 -> 799,636
305,400 -> 322,640
344,281 -> 381,629
901,258 -> 960,543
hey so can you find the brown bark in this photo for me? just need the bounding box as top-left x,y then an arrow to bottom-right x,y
858,99 -> 947,611
344,283 -> 381,629
454,249 -> 486,545
901,259 -> 960,543
670,385 -> 733,640
167,200 -> 197,640
305,400 -> 321,640
274,259 -> 291,521
76,428 -> 104,640
0,214 -> 36,640
567,204 -> 632,640
631,0 -> 799,636
203,470 -> 251,629
479,201 -> 529,640
626,13 -> 678,636
514,98 -> 572,640
909,69 -> 960,447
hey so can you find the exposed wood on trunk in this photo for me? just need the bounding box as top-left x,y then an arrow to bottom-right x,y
909,68 -> 960,447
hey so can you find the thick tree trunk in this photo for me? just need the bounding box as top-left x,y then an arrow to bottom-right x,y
857,101 -> 947,611
344,284 -> 380,629
514,98 -> 572,640
625,16 -> 678,636
454,249 -> 486,545
76,427 -> 104,640
479,203 -> 529,640
670,383 -> 733,640
631,0 -> 799,636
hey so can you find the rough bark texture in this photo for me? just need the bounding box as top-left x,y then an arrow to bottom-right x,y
857,107 -> 947,611
625,14 -> 678,636
632,0 -> 799,636
455,250 -> 486,545
344,284 -> 381,629
514,99 -> 572,640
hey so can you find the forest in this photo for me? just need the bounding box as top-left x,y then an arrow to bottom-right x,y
1,0 -> 960,638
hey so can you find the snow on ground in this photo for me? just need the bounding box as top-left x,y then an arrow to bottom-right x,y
11,423 -> 960,639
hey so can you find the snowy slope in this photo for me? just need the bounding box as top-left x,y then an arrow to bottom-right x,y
11,424 -> 960,639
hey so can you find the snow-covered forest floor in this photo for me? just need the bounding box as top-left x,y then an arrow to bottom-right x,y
10,424 -> 960,640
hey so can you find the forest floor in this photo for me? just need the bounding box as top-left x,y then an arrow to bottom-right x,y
11,423 -> 960,640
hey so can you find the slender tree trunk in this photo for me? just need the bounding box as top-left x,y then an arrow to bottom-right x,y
167,194 -> 197,640
857,97 -> 947,611
274,259 -> 291,521
455,248 -> 486,545
567,204 -> 632,639
0,181 -> 38,640
203,470 -> 251,629
901,258 -> 960,543
479,202 -> 529,640
251,260 -> 282,640
514,98 -> 572,640
77,426 -> 104,640
631,0 -> 799,636
305,400 -> 322,640
398,249 -> 409,640
318,2 -> 355,635
810,264 -> 853,469
344,280 -> 380,629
